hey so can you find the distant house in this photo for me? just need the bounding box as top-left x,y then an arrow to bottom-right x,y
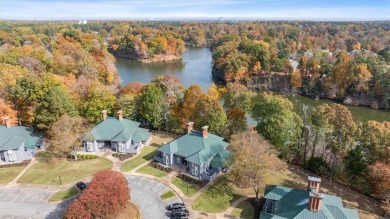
0,117 -> 43,162
82,110 -> 151,154
154,122 -> 229,181
260,176 -> 360,219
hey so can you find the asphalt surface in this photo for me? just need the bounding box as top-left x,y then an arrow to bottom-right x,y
0,188 -> 72,219
0,176 -> 182,219
127,176 -> 182,219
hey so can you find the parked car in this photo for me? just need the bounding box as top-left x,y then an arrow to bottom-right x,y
171,209 -> 190,217
166,203 -> 185,211
171,216 -> 188,219
76,182 -> 87,190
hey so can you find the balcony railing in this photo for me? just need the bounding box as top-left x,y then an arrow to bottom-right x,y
199,168 -> 218,181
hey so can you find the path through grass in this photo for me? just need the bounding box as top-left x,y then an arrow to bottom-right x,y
18,158 -> 112,185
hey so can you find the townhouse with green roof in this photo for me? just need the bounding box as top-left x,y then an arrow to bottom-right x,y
154,122 -> 229,181
260,176 -> 360,219
0,117 -> 43,162
82,110 -> 151,154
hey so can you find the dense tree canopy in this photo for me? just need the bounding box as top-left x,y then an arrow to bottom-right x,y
64,170 -> 130,219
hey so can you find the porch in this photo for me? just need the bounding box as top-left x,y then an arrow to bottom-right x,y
199,168 -> 218,181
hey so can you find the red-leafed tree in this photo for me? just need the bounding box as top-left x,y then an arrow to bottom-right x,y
64,170 -> 130,219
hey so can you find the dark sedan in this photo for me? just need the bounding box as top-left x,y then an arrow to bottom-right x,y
166,202 -> 185,211
76,182 -> 87,190
171,209 -> 190,217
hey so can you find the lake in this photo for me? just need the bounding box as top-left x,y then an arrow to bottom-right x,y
116,47 -> 389,124
116,47 -> 213,92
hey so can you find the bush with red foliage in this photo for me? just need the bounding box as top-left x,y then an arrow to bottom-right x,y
64,170 -> 130,219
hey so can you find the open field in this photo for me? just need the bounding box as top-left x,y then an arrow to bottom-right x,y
17,158 -> 112,185
0,166 -> 25,184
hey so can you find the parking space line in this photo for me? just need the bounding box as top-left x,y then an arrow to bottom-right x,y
38,191 -> 48,202
11,190 -> 23,202
30,190 -> 40,202
3,190 -> 16,202
42,192 -> 53,202
0,189 -> 6,198
0,190 -> 10,201
21,189 -> 34,202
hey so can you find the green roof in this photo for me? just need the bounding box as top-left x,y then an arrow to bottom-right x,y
83,117 -> 150,142
158,130 -> 229,165
0,125 -> 42,151
260,185 -> 360,219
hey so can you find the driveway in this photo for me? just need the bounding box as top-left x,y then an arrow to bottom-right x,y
127,176 -> 182,219
0,188 -> 71,219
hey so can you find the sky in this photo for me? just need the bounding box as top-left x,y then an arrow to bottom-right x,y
0,0 -> 389,21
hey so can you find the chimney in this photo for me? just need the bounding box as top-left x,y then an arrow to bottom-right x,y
117,110 -> 123,121
3,116 -> 11,128
186,122 -> 194,133
101,110 -> 107,121
308,191 -> 323,211
307,176 -> 321,192
202,126 -> 209,138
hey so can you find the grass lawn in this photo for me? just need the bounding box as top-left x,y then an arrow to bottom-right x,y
192,176 -> 241,213
136,165 -> 167,178
160,191 -> 176,200
171,177 -> 201,197
49,186 -> 79,202
0,166 -> 25,184
121,144 -> 159,172
17,158 -> 112,185
231,200 -> 255,219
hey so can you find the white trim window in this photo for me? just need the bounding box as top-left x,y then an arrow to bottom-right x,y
86,142 -> 93,151
118,142 -> 125,152
7,150 -> 16,162
192,164 -> 198,175
177,157 -> 181,164
164,155 -> 169,165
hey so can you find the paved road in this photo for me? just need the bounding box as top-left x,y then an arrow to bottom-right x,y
127,176 -> 182,219
0,188 -> 71,219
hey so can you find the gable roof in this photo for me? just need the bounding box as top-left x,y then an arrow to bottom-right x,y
158,130 -> 229,165
83,117 -> 150,142
0,125 -> 42,151
261,185 -> 359,219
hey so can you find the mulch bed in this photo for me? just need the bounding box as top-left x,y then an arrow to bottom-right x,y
177,173 -> 207,187
0,160 -> 30,168
148,161 -> 173,173
112,153 -> 135,161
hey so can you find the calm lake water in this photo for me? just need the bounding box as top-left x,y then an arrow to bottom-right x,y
116,47 -> 213,92
116,47 -> 389,124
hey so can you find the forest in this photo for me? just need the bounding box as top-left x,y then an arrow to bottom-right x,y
0,21 -> 389,207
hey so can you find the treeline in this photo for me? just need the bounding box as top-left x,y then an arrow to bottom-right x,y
0,23 -> 120,130
117,76 -> 253,137
98,21 -> 390,109
107,26 -> 186,61
210,34 -> 390,109
252,92 -> 390,201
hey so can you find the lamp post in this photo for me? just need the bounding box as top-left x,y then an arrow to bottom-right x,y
59,176 -> 62,185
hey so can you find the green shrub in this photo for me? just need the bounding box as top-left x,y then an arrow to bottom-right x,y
303,157 -> 329,176
36,151 -> 57,163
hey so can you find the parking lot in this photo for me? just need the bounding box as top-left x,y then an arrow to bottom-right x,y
0,188 -> 70,219
127,176 -> 182,219
0,188 -> 54,203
